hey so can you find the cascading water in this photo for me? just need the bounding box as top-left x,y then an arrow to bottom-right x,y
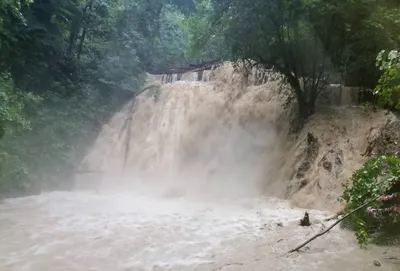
0,63 -> 398,271
80,63 -> 291,198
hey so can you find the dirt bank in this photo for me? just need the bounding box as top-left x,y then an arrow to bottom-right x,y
284,107 -> 396,210
211,62 -> 398,211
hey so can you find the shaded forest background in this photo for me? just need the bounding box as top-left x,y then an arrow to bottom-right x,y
0,0 -> 399,197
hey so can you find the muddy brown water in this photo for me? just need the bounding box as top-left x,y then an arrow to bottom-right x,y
3,64 -> 397,271
0,190 -> 398,271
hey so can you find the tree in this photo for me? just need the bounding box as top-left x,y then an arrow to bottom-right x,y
188,0 -> 400,118
148,5 -> 189,72
308,0 -> 400,89
194,0 -> 332,119
181,0 -> 229,62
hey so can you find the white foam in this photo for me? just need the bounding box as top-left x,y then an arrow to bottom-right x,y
0,191 -> 395,271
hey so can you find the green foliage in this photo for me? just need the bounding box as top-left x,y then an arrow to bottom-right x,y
375,50 -> 400,111
307,0 -> 400,88
0,74 -> 40,195
342,156 -> 400,246
0,74 -> 39,135
148,6 -> 189,71
0,0 -> 193,196
182,0 -> 228,61
187,0 -> 400,118
354,218 -> 370,247
188,0 -> 335,118
0,86 -> 118,195
170,0 -> 196,12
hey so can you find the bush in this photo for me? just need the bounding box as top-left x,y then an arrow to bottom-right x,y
341,156 -> 400,246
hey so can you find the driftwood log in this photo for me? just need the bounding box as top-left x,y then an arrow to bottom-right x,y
300,212 -> 311,226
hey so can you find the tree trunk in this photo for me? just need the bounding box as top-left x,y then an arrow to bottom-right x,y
307,88 -> 318,116
67,21 -> 80,57
67,0 -> 93,58
297,98 -> 311,120
77,0 -> 95,60
285,72 -> 314,119
272,66 -> 319,120
77,28 -> 87,60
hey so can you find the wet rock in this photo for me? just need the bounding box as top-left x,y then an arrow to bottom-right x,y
286,178 -> 309,197
318,149 -> 344,180
307,132 -> 317,145
299,179 -> 308,188
376,120 -> 400,156
322,159 -> 332,172
335,155 -> 342,165
295,133 -> 319,179
296,162 -> 310,179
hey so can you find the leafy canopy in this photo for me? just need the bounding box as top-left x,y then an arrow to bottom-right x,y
375,50 -> 400,110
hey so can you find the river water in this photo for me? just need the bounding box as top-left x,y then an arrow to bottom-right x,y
2,65 -> 398,270
0,190 -> 398,271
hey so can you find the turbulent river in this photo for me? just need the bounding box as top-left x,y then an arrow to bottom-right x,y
0,190 -> 398,271
1,64 -> 398,270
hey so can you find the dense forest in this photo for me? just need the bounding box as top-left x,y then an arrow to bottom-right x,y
0,0 -> 201,196
0,0 -> 399,238
190,0 -> 400,118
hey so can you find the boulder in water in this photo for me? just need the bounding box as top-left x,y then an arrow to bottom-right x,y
300,211 -> 311,226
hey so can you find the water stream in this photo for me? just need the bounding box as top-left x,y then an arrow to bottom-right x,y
0,64 -> 398,270
0,190 -> 398,271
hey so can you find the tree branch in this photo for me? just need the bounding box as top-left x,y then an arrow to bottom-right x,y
288,196 -> 379,253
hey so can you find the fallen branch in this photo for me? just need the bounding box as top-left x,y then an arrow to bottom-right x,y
288,196 -> 379,253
